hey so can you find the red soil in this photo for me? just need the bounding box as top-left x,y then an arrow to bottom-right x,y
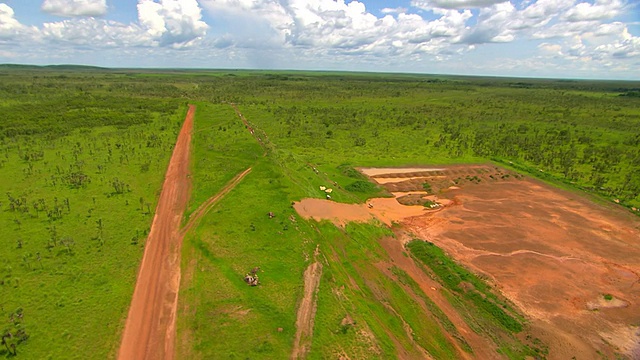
402,173 -> 640,359
293,197 -> 428,227
118,105 -> 195,360
378,235 -> 503,360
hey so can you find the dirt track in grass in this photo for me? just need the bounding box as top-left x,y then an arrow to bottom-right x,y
291,247 -> 323,360
118,105 -> 195,360
180,167 -> 253,237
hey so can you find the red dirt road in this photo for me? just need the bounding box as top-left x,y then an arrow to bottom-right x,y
118,105 -> 195,360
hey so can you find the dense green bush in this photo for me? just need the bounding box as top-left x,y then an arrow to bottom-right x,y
344,180 -> 377,193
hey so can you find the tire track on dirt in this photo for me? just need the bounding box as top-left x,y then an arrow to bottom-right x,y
292,246 -> 323,360
180,167 -> 253,237
118,105 -> 195,360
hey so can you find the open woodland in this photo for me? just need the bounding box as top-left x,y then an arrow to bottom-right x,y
0,66 -> 639,359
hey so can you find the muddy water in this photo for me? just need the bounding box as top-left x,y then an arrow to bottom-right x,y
294,197 -> 427,227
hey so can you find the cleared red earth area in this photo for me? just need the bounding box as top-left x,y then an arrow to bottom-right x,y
296,165 -> 640,359
406,175 -> 640,359
118,105 -> 195,360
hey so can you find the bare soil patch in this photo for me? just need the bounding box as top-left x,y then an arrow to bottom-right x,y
118,105 -> 195,360
396,167 -> 640,359
378,235 -> 503,359
294,197 -> 428,227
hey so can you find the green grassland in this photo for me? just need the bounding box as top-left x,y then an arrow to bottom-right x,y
0,71 -> 184,358
0,68 -> 638,359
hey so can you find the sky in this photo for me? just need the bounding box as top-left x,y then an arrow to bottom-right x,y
0,0 -> 639,79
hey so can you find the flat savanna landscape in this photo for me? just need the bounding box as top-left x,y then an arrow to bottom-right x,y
0,66 -> 639,359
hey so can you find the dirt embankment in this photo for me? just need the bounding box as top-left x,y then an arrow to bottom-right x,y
118,105 -> 195,360
378,234 -> 504,360
291,246 -> 323,360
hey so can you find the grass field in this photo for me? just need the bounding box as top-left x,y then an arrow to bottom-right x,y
0,67 -> 638,359
0,90 -> 185,357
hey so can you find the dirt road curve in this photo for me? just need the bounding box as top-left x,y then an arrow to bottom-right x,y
118,105 -> 195,360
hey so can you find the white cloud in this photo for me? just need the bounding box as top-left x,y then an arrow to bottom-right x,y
41,0 -> 108,17
563,0 -> 627,22
137,0 -> 208,47
514,0 -> 575,29
0,4 -> 37,40
532,20 -> 595,39
460,2 -> 517,43
0,49 -> 18,57
538,42 -> 562,54
411,0 -> 507,10
381,7 -> 408,14
1,0 -> 639,79
41,19 -> 150,47
200,0 -> 473,58
533,19 -> 640,73
0,4 -> 22,38
36,0 -> 209,49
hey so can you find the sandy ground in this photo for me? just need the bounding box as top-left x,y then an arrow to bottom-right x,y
294,165 -> 640,359
291,247 -> 323,360
118,105 -> 195,360
294,197 -> 429,226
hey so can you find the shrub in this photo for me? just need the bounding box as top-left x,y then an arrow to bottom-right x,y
337,164 -> 366,180
422,182 -> 432,193
345,180 -> 376,193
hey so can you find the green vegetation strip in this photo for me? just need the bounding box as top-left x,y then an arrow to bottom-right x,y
406,240 -> 522,333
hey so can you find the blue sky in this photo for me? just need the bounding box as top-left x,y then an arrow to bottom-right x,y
0,0 -> 639,79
